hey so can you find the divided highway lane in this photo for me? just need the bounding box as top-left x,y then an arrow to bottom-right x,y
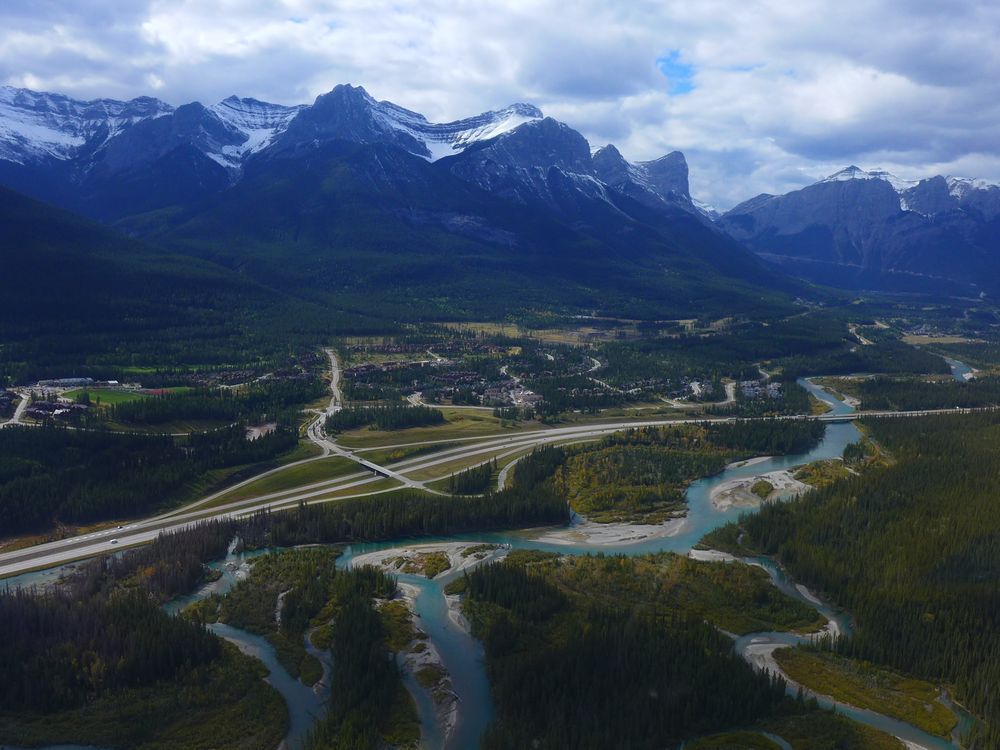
3,365 -> 999,579
0,416 -> 724,577
0,471 -> 395,578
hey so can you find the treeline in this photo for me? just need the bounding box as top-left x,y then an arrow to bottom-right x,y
342,379 -> 402,402
107,378 -> 326,426
858,375 -> 1000,411
492,405 -> 533,421
703,419 -> 826,455
235,447 -> 570,547
243,482 -> 569,549
598,420 -> 826,457
729,412 -> 1000,745
191,544 -> 413,748
448,460 -> 496,495
781,340 -> 950,378
303,567 -> 410,749
325,404 -> 445,432
933,341 -> 1000,369
216,548 -> 340,638
595,419 -> 826,459
530,422 -> 825,523
463,560 -> 792,748
70,519 -> 239,602
597,313 -> 849,386
0,587 -> 220,712
0,424 -> 296,534
554,444 -> 725,522
51,447 -> 572,605
0,517 -> 290,749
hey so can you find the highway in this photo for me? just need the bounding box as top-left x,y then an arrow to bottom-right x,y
2,353 -> 998,580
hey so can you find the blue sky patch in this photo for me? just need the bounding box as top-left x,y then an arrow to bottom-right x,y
658,50 -> 694,95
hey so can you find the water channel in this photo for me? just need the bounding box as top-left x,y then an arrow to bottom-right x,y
9,375 -> 975,750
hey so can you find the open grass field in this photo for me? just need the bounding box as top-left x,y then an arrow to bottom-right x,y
404,452 -> 502,483
62,388 -> 148,406
204,456 -> 361,507
174,440 -> 323,508
420,436 -> 600,490
554,406 -> 694,426
307,477 -> 401,501
361,442 -> 458,465
440,321 -> 524,337
902,335 -> 976,345
336,409 -> 547,449
773,648 -> 957,738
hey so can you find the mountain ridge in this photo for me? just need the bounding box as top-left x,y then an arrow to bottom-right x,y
721,165 -> 1000,295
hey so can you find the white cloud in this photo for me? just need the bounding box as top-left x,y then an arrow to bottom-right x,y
1,0 -> 999,208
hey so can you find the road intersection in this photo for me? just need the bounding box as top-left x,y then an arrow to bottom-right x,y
1,351 -> 997,579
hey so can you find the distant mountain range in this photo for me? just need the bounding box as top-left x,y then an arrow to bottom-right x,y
721,165 -> 1000,295
0,83 -> 794,326
0,82 -> 996,302
0,83 -> 719,223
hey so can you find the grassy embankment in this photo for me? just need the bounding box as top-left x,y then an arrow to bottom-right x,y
773,648 -> 957,737
175,439 -> 324,509
202,455 -> 360,508
336,408 -> 546,449
793,460 -> 852,488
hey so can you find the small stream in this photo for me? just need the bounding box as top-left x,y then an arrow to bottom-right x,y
10,376 -> 976,750
322,377 -> 869,748
162,543 -> 329,750
730,557 -> 973,750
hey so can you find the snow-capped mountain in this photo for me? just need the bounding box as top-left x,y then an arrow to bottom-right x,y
207,96 -> 306,169
265,84 -> 543,163
446,116 -> 613,212
819,165 -> 917,192
819,165 -> 918,210
0,82 -> 717,227
816,165 -> 1000,217
0,83 -> 543,177
0,82 -> 805,324
720,166 -> 1000,294
0,83 -> 554,218
368,97 -> 543,161
0,85 -> 172,165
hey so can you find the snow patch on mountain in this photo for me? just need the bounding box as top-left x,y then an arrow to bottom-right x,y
821,165 -> 915,191
369,97 -> 544,161
947,176 -> 1000,199
821,166 -> 919,210
0,85 -> 172,164
820,166 -> 1000,214
692,196 -> 721,221
208,96 -> 305,168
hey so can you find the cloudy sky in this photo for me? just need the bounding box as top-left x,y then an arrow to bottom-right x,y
2,0 -> 998,208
